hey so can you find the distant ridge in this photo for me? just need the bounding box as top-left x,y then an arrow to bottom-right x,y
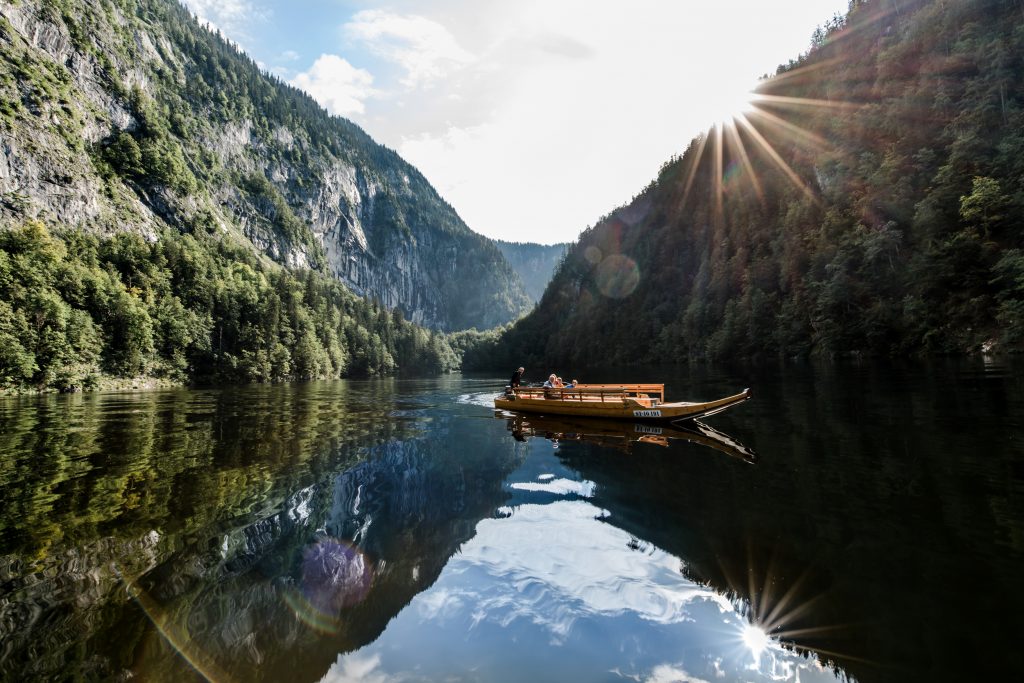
495,240 -> 569,305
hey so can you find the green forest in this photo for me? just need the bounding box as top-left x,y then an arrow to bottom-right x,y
467,0 -> 1024,370
0,221 -> 459,391
0,0 -> 534,391
5,0 -> 1024,391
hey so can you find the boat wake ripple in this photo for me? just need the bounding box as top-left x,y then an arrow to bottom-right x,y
455,391 -> 501,408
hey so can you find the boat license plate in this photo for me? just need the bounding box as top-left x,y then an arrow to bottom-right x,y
633,409 -> 662,418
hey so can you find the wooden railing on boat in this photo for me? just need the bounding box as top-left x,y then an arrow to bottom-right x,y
512,383 -> 665,406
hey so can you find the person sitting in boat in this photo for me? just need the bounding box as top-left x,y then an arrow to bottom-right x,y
563,378 -> 579,398
543,374 -> 564,398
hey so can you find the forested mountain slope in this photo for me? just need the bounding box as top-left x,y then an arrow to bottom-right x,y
469,0 -> 1024,369
0,0 -> 530,332
495,240 -> 569,304
0,0 -> 535,391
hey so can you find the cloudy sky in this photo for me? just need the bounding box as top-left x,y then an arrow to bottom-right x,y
182,0 -> 849,244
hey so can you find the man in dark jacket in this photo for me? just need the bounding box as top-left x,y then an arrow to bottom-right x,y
510,366 -> 525,388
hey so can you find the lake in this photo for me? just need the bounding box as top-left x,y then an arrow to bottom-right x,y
1,360 -> 1021,682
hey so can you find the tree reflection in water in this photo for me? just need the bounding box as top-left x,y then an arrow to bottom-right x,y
1,363 -> 1021,683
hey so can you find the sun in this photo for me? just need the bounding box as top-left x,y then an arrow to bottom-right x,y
741,623 -> 769,659
701,78 -> 759,126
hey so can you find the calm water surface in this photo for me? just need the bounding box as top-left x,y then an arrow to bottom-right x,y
0,361 -> 1021,682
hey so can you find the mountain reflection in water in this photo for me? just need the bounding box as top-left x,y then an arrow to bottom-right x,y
0,380 -> 523,682
325,446 -> 843,683
1,363 -> 1021,683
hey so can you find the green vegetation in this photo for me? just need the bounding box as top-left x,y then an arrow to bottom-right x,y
0,221 -> 458,392
0,0 -> 530,333
469,0 -> 1024,369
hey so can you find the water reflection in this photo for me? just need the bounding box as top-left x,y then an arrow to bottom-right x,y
548,360 -> 1024,682
0,380 -> 523,681
325,446 -> 844,683
501,411 -> 757,462
1,362 -> 1021,682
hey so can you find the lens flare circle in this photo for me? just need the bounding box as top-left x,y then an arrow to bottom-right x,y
594,254 -> 639,299
284,539 -> 374,633
584,245 -> 603,264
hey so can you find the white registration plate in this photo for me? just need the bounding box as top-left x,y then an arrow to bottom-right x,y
633,410 -> 662,418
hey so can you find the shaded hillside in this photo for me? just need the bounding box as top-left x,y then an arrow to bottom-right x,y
469,0 -> 1024,369
0,0 -> 530,332
495,240 -> 569,304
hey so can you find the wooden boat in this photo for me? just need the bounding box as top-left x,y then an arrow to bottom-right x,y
502,412 -> 756,462
494,383 -> 750,423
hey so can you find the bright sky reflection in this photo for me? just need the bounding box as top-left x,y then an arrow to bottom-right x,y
320,453 -> 849,683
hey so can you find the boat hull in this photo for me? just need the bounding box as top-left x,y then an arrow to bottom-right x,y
494,388 -> 750,423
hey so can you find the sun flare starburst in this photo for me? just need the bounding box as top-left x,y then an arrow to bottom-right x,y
673,63 -> 865,219
666,8 -> 899,222
708,537 -> 879,680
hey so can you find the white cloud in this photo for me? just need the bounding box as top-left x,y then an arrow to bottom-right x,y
320,653 -> 397,683
280,49 -> 300,62
344,10 -> 474,88
374,0 -> 851,244
228,0 -> 850,244
290,54 -> 376,116
180,0 -> 260,37
645,664 -> 714,683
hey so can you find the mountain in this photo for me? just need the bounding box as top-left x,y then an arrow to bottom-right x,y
494,240 -> 569,304
0,0 -> 530,332
469,0 -> 1024,369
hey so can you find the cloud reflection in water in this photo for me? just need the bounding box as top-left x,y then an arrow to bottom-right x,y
323,474 -> 848,683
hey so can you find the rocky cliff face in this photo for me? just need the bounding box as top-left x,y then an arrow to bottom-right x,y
495,240 -> 570,304
0,0 -> 530,331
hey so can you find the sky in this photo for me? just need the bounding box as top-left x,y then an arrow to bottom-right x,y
182,0 -> 850,245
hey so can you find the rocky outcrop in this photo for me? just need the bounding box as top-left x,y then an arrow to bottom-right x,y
0,0 -> 530,330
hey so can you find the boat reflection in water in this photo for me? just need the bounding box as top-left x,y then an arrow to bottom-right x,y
500,411 -> 757,463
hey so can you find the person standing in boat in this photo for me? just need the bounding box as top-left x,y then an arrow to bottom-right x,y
505,366 -> 525,397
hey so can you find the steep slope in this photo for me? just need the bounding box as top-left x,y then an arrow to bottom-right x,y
0,0 -> 530,331
472,0 -> 1024,369
495,239 -> 569,304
